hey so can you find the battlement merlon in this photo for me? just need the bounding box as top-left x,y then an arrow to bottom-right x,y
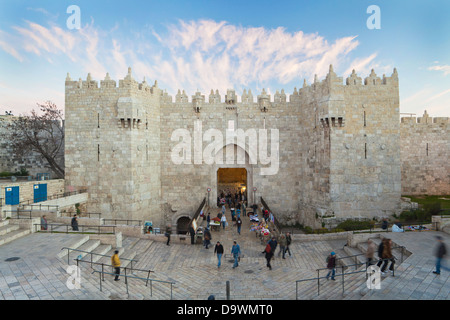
65,65 -> 399,104
401,110 -> 450,125
65,68 -> 161,96
295,66 -> 398,97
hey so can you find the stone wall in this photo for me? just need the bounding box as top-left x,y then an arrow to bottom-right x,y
64,66 -> 420,229
0,115 -> 64,178
64,70 -> 162,224
400,111 -> 450,195
0,179 -> 65,206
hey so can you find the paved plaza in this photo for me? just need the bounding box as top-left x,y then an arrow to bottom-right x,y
0,207 -> 449,300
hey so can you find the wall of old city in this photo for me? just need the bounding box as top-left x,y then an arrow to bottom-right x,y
63,66 -> 449,230
400,111 -> 450,195
64,70 -> 162,224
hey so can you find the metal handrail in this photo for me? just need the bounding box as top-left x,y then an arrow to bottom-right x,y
260,197 -> 282,232
3,210 -> 33,219
22,204 -> 60,211
295,246 -> 406,299
35,223 -> 116,234
91,269 -> 175,299
327,245 -> 406,269
73,258 -> 152,285
188,197 -> 206,229
61,247 -> 138,266
103,219 -> 142,226
18,189 -> 88,206
62,212 -> 102,218
296,258 -> 398,299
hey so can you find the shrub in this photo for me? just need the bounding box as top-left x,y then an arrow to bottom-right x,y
336,219 -> 374,231
13,168 -> 29,176
424,202 -> 441,216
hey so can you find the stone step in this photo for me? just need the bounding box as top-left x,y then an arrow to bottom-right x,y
0,229 -> 31,246
57,235 -> 90,259
0,220 -> 11,228
90,244 -> 113,261
72,239 -> 102,259
0,223 -> 20,236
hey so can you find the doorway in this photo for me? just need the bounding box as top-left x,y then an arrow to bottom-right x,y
217,168 -> 247,199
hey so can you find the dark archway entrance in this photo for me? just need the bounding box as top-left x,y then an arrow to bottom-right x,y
217,168 -> 247,199
176,216 -> 191,234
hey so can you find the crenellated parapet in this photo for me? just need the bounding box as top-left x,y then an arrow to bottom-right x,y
65,67 -> 160,96
401,110 -> 450,125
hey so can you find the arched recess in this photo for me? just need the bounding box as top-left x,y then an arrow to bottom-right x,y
209,143 -> 254,207
175,216 -> 191,234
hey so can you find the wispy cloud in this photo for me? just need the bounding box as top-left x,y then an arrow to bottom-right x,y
428,64 -> 450,76
0,18 -> 385,99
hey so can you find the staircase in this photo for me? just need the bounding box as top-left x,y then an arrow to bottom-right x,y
0,219 -> 31,246
57,234 -> 175,300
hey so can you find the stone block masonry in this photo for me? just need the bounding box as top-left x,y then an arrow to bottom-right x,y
400,111 -> 450,195
64,65 -> 448,229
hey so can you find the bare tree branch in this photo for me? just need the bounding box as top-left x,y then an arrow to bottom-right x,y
7,101 -> 65,178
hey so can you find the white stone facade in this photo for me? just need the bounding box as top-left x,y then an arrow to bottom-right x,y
64,65 -> 448,229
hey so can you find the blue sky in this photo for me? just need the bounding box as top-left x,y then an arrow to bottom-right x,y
0,0 -> 449,117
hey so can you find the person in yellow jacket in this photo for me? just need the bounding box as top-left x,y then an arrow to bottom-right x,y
111,250 -> 121,281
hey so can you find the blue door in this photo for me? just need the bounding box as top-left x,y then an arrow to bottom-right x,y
34,184 -> 47,203
5,186 -> 20,205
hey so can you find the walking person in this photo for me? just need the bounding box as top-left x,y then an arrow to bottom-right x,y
188,224 -> 195,245
278,233 -> 287,259
326,252 -> 337,280
242,201 -> 247,217
214,241 -> 224,268
207,213 -> 211,229
285,232 -> 292,257
265,236 -> 278,267
231,241 -> 241,269
204,228 -> 212,249
380,238 -> 395,276
111,250 -> 121,281
433,236 -> 449,275
366,239 -> 377,266
236,217 -> 242,235
221,213 -> 227,230
71,214 -> 79,231
264,241 -> 274,270
165,225 -> 172,246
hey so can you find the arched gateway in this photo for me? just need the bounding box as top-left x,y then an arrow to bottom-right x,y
210,143 -> 254,207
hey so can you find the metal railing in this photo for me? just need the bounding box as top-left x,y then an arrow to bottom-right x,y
188,197 -> 206,229
74,258 -> 155,289
91,269 -> 175,299
61,212 -> 102,218
103,219 -> 142,226
260,197 -> 282,232
3,210 -> 33,219
63,249 -> 174,299
18,189 -> 87,206
295,246 -> 406,299
61,247 -> 138,268
22,204 -> 60,211
35,223 -> 116,234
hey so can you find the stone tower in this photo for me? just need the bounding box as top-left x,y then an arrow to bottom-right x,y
65,65 -> 404,229
64,69 -> 162,223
